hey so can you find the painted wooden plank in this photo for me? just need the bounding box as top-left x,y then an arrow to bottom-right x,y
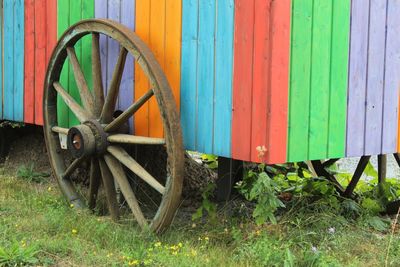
134,0 -> 150,136
34,0 -> 46,126
180,0 -> 198,151
384,1 -> 400,153
24,0 -> 35,124
165,0 -> 181,114
214,0 -> 234,157
346,0 -> 370,157
196,0 -> 215,153
119,0 -> 135,132
4,0 -> 15,120
327,0 -> 351,158
13,0 -> 24,122
287,0 -> 313,162
148,0 -> 165,138
364,0 -> 387,155
94,0 -> 108,95
81,0 -> 94,104
250,0 -> 270,162
57,0 -> 70,128
232,0 -> 255,160
268,0 -> 291,163
308,0 -> 332,160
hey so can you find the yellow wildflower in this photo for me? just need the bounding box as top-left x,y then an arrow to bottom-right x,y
47,187 -> 52,192
178,242 -> 183,248
204,236 -> 209,241
128,260 -> 139,266
71,229 -> 78,235
154,241 -> 162,247
70,203 -> 74,208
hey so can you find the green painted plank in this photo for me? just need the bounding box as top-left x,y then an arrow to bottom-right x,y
57,0 -> 94,127
308,0 -> 332,160
57,0 -> 70,128
328,0 -> 350,158
288,0 -> 313,162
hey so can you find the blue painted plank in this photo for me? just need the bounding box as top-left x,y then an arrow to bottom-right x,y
180,0 -> 198,151
364,0 -> 387,155
213,0 -> 234,157
4,0 -> 14,120
107,0 -> 120,102
14,0 -> 24,122
197,0 -> 215,153
346,0 -> 370,157
383,0 -> 400,153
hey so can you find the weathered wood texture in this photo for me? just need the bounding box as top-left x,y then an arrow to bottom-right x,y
288,0 -> 351,162
347,0 -> 400,157
134,0 -> 181,138
24,0 -> 57,125
4,0 -> 24,121
181,0 -> 234,157
57,0 -> 94,128
95,0 -> 135,132
232,0 -> 290,163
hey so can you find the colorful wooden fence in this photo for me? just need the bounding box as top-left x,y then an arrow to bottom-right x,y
1,0 -> 400,164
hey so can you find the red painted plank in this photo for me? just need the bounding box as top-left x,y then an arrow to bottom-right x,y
34,1 -> 47,126
24,0 -> 35,124
267,0 -> 290,163
232,0 -> 255,161
250,0 -> 271,162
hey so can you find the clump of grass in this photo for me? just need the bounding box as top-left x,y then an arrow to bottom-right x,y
0,242 -> 39,266
16,163 -> 50,183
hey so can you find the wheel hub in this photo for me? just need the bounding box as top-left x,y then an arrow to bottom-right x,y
67,120 -> 108,158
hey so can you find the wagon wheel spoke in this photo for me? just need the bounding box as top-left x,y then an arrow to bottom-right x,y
62,156 -> 86,180
91,33 -> 104,117
53,82 -> 91,122
107,134 -> 165,145
104,89 -> 154,132
107,145 -> 165,194
52,126 -> 69,135
100,47 -> 128,123
88,158 -> 101,210
104,154 -> 148,228
98,158 -> 119,220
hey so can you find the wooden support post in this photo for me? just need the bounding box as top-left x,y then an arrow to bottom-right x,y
322,158 -> 340,168
377,154 -> 387,184
216,157 -> 243,202
311,160 -> 345,193
343,156 -> 370,197
393,153 -> 400,168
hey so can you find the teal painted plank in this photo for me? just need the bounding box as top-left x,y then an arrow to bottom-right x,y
213,0 -> 234,157
288,0 -> 313,162
327,0 -> 350,158
308,0 -> 332,160
197,0 -> 215,153
4,0 -> 14,120
180,0 -> 198,151
14,0 -> 24,121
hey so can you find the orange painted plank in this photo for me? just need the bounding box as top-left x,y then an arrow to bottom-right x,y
149,0 -> 166,138
34,1 -> 47,126
250,0 -> 271,162
134,0 -> 150,136
267,0 -> 290,163
24,0 -> 35,124
165,0 -> 181,110
232,0 -> 255,160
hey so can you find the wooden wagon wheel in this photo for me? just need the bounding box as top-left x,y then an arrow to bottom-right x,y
43,19 -> 184,233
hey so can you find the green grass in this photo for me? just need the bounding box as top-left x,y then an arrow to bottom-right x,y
0,172 -> 399,266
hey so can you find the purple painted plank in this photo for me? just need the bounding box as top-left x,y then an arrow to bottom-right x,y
346,0 -> 370,157
364,0 -> 387,155
382,0 -> 400,153
94,0 -> 108,94
119,0 -> 135,132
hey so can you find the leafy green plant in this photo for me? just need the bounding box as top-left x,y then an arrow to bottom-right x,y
237,165 -> 285,225
201,154 -> 218,169
0,242 -> 39,267
16,163 -> 50,183
192,182 -> 217,222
